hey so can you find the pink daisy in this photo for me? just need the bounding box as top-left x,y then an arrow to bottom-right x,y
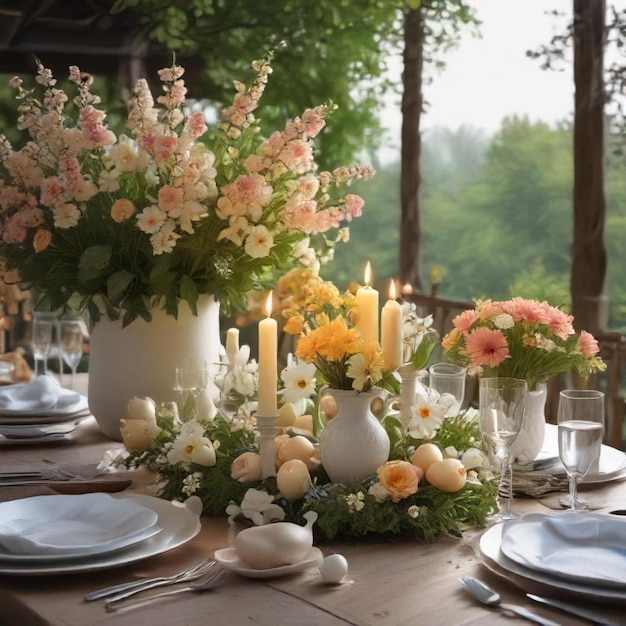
465,327 -> 510,368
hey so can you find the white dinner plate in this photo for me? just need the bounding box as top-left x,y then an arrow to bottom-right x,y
0,493 -> 158,556
480,522 -> 626,603
0,495 -> 201,575
0,422 -> 77,438
214,547 -> 323,579
500,512 -> 626,587
0,406 -> 91,426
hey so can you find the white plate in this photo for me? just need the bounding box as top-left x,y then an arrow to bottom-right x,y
214,547 -> 323,579
516,424 -> 626,482
0,495 -> 201,575
480,522 -> 626,603
0,406 -> 91,426
0,423 -> 77,438
500,512 -> 626,587
0,493 -> 158,555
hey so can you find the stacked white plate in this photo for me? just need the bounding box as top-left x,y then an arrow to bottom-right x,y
0,493 -> 202,575
0,376 -> 91,444
480,512 -> 626,603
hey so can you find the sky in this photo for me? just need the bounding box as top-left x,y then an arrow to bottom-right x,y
380,0 -> 576,157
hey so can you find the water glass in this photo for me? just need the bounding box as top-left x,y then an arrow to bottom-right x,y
479,377 -> 528,523
557,389 -> 604,511
174,358 -> 209,419
428,362 -> 466,416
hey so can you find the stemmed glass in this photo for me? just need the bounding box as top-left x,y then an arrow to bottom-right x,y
58,320 -> 84,389
174,358 -> 209,420
479,377 -> 528,523
557,389 -> 604,511
32,314 -> 54,376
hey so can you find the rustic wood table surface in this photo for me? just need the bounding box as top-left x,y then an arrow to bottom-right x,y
1,375 -> 625,626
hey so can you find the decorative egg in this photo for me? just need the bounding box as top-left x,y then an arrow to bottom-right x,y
426,458 -> 467,492
319,554 -> 349,584
234,511 -> 317,569
411,443 -> 443,473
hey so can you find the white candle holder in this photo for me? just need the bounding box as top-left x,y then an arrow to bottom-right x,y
256,412 -> 279,478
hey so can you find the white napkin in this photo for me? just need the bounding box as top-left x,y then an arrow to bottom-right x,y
0,376 -> 82,412
0,493 -> 159,555
501,512 -> 626,586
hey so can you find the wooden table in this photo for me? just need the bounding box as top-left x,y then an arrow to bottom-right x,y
1,387 -> 626,625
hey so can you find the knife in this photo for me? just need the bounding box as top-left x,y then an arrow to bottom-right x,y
527,593 -> 625,626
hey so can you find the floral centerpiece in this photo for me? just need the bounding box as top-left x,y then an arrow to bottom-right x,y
441,297 -> 606,391
0,52 -> 372,325
114,278 -> 499,542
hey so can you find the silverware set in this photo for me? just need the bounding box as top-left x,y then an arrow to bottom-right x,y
85,558 -> 227,612
459,575 -> 624,626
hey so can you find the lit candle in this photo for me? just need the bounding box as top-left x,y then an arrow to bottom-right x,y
381,279 -> 403,371
355,261 -> 379,343
225,327 -> 240,368
258,291 -> 278,415
401,283 -> 413,297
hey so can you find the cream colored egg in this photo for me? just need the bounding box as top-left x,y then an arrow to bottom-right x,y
411,443 -> 444,473
426,458 -> 467,492
319,394 -> 338,419
276,402 -> 298,428
319,554 -> 348,584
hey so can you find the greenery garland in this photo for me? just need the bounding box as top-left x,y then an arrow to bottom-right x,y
122,406 -> 499,542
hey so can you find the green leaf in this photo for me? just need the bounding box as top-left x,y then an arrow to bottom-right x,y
106,270 -> 135,303
78,245 -> 111,284
180,275 -> 199,315
409,332 -> 439,370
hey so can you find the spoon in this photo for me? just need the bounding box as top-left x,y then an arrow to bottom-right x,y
458,576 -> 561,626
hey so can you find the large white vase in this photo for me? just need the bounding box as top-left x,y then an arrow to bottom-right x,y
88,295 -> 221,440
319,389 -> 390,484
510,382 -> 547,466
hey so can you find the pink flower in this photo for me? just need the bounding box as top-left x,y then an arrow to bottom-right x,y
345,194 -> 364,219
301,108 -> 326,138
502,297 -> 551,324
158,186 -> 184,216
152,135 -> 178,164
578,330 -> 600,357
464,327 -> 510,368
452,309 -> 478,332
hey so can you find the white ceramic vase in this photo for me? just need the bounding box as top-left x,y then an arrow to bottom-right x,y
88,295 -> 221,440
319,389 -> 390,484
510,382 -> 547,466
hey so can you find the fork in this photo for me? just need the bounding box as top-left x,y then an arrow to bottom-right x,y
105,566 -> 228,613
84,558 -> 216,602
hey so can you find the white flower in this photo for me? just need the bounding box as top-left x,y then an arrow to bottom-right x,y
407,396 -> 446,439
407,504 -> 420,518
493,313 -> 514,329
182,472 -> 203,496
167,420 -> 216,467
367,482 -> 390,503
344,491 -> 365,512
226,488 -> 285,526
461,447 -> 485,470
244,224 -> 273,258
136,205 -> 166,234
279,361 -> 317,403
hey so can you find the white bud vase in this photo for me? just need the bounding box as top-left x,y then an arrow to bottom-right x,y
88,295 -> 221,440
510,382 -> 547,466
319,389 -> 390,484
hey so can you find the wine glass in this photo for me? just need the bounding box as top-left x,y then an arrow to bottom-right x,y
32,314 -> 54,376
174,358 -> 209,420
479,377 -> 528,523
557,389 -> 604,511
428,362 -> 466,416
58,320 -> 84,389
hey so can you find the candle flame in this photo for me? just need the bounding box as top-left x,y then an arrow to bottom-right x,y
388,279 -> 397,300
401,283 -> 413,295
363,261 -> 372,287
263,291 -> 273,317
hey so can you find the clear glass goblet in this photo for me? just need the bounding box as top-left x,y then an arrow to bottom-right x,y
557,389 -> 604,511
479,377 -> 528,523
58,320 -> 84,389
32,314 -> 54,376
174,358 -> 209,420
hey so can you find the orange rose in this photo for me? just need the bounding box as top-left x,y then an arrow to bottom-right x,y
33,229 -> 52,253
377,460 -> 421,502
111,198 -> 136,223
